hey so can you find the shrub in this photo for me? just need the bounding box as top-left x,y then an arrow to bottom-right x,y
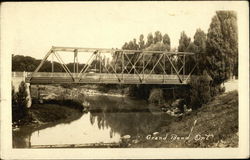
210,85 -> 225,97
12,83 -> 17,105
148,88 -> 164,105
13,81 -> 29,122
128,84 -> 152,100
43,99 -> 83,111
189,71 -> 212,109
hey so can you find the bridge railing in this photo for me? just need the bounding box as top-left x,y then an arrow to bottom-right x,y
26,72 -> 189,79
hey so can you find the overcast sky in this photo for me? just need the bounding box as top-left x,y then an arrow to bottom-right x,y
1,1 -> 244,63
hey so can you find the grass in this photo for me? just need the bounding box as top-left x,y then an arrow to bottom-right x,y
131,91 -> 238,148
30,103 -> 83,124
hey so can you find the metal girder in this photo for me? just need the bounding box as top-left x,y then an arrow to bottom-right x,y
29,46 -> 197,85
53,52 -> 74,81
123,53 -> 142,81
166,54 -> 183,83
29,48 -> 53,80
52,46 -> 195,55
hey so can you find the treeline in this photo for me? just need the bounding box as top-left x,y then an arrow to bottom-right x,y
121,11 -> 238,109
12,55 -> 86,72
121,11 -> 238,85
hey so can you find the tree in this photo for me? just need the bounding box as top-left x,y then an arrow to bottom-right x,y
178,31 -> 191,52
193,29 -> 207,74
138,34 -> 145,50
122,42 -> 129,50
12,83 -> 16,105
16,81 -> 28,118
148,88 -> 164,105
194,29 -> 207,54
162,33 -> 171,47
206,11 -> 238,84
189,70 -> 212,109
146,42 -> 170,51
146,33 -> 154,47
153,31 -> 162,44
216,11 -> 238,78
133,38 -> 139,50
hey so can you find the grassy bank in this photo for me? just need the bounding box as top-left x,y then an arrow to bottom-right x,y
30,104 -> 82,123
131,91 -> 238,148
12,103 -> 83,148
13,102 -> 83,131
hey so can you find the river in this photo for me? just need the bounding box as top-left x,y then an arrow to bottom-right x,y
13,94 -> 173,148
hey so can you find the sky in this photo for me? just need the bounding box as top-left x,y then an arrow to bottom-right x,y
1,1 -> 243,63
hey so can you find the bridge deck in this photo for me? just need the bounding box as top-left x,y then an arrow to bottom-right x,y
25,72 -> 191,85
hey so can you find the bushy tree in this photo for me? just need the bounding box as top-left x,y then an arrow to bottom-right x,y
133,38 -> 139,50
153,31 -> 163,44
178,31 -> 191,52
148,88 -> 164,105
12,55 -> 38,72
16,81 -> 28,117
12,83 -> 17,105
177,32 -> 194,74
138,34 -> 145,50
122,42 -> 129,50
162,34 -> 171,47
189,70 -> 212,109
146,33 -> 154,47
193,29 -> 207,74
185,29 -> 207,75
194,29 -> 207,54
206,11 -> 238,84
146,42 -> 170,51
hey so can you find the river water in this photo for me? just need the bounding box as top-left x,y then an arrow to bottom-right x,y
13,95 -> 173,148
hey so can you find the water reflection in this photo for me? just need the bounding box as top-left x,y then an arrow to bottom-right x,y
13,95 -> 172,148
86,95 -> 172,138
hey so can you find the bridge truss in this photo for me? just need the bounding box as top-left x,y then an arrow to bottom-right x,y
25,46 -> 197,85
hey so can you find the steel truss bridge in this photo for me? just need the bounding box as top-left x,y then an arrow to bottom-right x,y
25,46 -> 197,85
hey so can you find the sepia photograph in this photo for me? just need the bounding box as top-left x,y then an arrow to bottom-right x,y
0,1 -> 249,159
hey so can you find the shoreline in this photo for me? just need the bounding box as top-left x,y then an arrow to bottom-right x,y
13,103 -> 83,133
12,82 -> 238,148
129,91 -> 238,148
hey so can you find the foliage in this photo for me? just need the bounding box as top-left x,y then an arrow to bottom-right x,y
153,31 -> 163,44
12,55 -> 38,72
12,54 -> 86,72
193,29 -> 207,74
128,84 -> 152,100
146,42 -> 170,52
162,33 -> 171,47
98,84 -> 122,93
138,34 -> 145,50
178,31 -> 191,52
16,81 -> 28,115
206,11 -> 238,85
189,71 -> 212,109
12,83 -> 17,105
146,33 -> 154,48
148,88 -> 164,105
43,99 -> 83,112
12,81 -> 29,122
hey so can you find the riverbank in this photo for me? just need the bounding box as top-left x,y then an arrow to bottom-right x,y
12,103 -> 83,148
13,103 -> 83,132
13,84 -> 125,130
129,90 -> 238,148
